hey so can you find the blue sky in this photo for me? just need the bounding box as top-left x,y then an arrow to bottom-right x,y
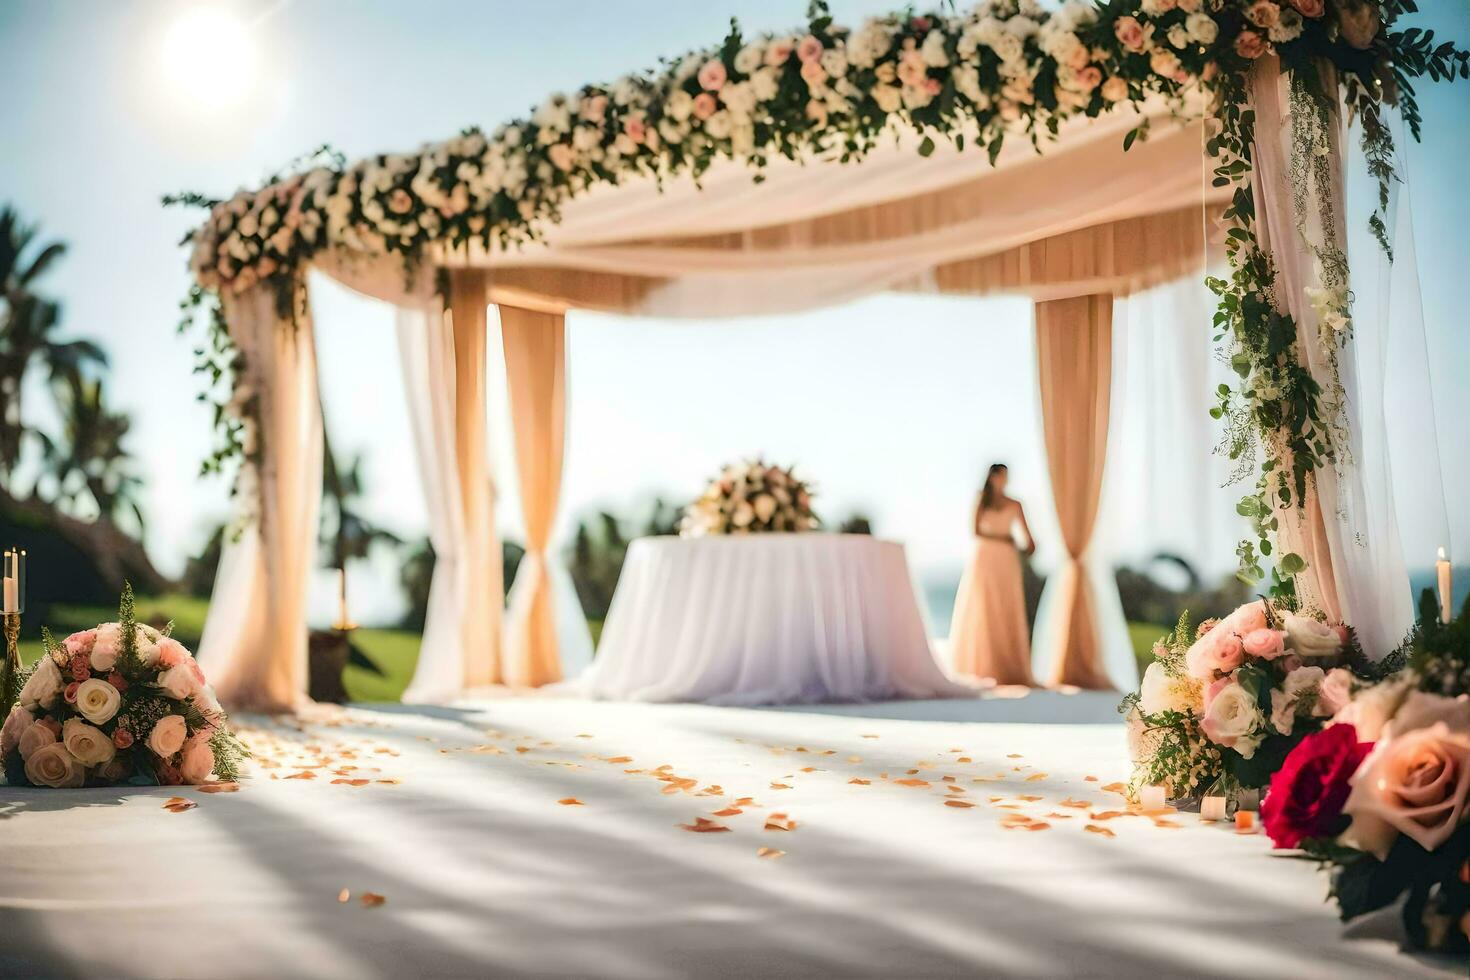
2,0 -> 1466,624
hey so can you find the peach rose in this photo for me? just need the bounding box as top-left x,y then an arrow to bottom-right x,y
159,662 -> 202,703
156,638 -> 189,670
180,735 -> 216,785
800,59 -> 827,87
1246,1 -> 1281,28
1,705 -> 33,757
1076,66 -> 1103,92
1114,16 -> 1147,53
764,38 -> 794,67
1342,722 -> 1470,858
1316,667 -> 1354,717
692,92 -> 718,121
623,118 -> 647,144
1290,0 -> 1324,17
25,742 -> 84,788
1101,76 -> 1130,103
62,718 -> 115,767
64,629 -> 96,659
148,715 -> 188,759
796,34 -> 824,65
1242,628 -> 1287,660
1234,30 -> 1267,60
1186,629 -> 1245,679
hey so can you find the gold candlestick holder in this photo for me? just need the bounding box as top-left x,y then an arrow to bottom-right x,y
1,612 -> 20,710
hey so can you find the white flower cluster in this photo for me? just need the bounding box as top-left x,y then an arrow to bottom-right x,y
679,458 -> 817,537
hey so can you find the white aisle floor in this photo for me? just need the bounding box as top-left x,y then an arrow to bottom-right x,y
0,692 -> 1460,980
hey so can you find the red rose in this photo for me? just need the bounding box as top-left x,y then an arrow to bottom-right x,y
113,727 -> 134,749
69,655 -> 90,681
1262,724 -> 1373,849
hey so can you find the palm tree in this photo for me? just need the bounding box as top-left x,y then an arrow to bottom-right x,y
47,373 -> 146,534
320,433 -> 402,572
0,206 -> 106,487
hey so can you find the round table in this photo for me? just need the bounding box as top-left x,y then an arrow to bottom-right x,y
576,534 -> 970,705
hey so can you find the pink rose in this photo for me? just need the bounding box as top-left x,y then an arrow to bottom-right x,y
796,34 -> 824,65
1222,600 -> 1269,636
1342,722 -> 1470,858
697,59 -> 727,92
911,16 -> 932,32
1316,667 -> 1353,717
1067,46 -> 1091,71
897,51 -> 928,88
69,654 -> 90,681
63,682 -> 80,704
107,671 -> 127,692
1076,66 -> 1103,92
924,77 -> 941,97
63,630 -> 96,658
1289,0 -> 1324,16
1114,16 -> 1147,53
764,39 -> 793,67
1185,629 -> 1245,679
180,735 -> 216,785
623,118 -> 647,144
692,93 -> 718,120
1242,628 -> 1287,660
387,188 -> 412,214
17,719 -> 57,760
157,638 -> 188,670
113,727 -> 134,749
800,60 -> 827,87
1234,30 -> 1267,60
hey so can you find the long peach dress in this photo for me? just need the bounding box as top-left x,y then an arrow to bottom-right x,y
948,503 -> 1034,686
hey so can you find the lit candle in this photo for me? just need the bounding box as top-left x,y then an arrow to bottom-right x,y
1200,796 -> 1227,822
1,576 -> 13,615
1439,547 -> 1454,625
1140,785 -> 1168,810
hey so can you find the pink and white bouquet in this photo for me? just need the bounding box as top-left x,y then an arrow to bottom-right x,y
1263,591 -> 1470,952
679,457 -> 817,537
1,587 -> 246,789
1123,598 -> 1356,801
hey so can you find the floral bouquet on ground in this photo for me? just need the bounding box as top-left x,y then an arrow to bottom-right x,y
0,586 -> 246,789
679,457 -> 817,537
1122,598 -> 1360,803
1263,590 -> 1470,952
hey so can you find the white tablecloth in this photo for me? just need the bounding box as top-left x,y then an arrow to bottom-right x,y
576,534 -> 970,704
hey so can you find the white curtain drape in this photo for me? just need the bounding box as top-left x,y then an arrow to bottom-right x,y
397,274 -> 502,702
196,280 -> 322,712
1248,58 -> 1411,652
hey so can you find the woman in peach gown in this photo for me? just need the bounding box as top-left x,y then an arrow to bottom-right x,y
948,463 -> 1036,686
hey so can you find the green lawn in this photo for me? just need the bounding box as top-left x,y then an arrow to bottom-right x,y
15,594 -> 1169,702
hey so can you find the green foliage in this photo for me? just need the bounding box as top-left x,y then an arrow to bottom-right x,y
1396,587 -> 1470,697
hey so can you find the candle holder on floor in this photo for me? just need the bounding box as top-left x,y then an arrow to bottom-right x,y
1,547 -> 24,708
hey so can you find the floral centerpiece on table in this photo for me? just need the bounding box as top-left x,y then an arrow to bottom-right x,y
1122,598 -> 1361,802
679,458 -> 817,537
1263,590 -> 1470,952
0,586 -> 246,789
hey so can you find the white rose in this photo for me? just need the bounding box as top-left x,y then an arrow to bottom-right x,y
75,678 -> 122,725
1168,24 -> 1190,49
1186,12 -> 1219,45
731,501 -> 755,529
90,625 -> 120,671
750,67 -> 780,102
25,742 -> 84,788
1283,614 -> 1342,657
1139,661 -> 1201,715
1201,680 -> 1266,758
872,84 -> 902,113
1,705 -> 34,756
666,89 -> 694,122
1269,665 -> 1325,735
734,43 -> 764,75
62,718 -> 115,767
17,719 -> 57,760
148,715 -> 189,758
820,48 -> 848,79
753,494 -> 778,523
18,657 -> 63,711
920,30 -> 949,68
195,684 -> 224,720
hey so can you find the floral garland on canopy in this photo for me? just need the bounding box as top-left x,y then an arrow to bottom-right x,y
173,0 -> 1468,597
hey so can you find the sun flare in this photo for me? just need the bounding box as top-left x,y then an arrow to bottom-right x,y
158,5 -> 258,110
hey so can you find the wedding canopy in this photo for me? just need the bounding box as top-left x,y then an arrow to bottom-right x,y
188,4 -> 1431,712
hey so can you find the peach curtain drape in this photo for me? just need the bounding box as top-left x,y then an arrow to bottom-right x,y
1034,294 -> 1115,691
197,279 -> 321,711
500,305 -> 567,687
448,272 -> 502,688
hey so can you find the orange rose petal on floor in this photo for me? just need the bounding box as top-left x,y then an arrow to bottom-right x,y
765,813 -> 798,831
1084,776 -> 1099,782
376,778 -> 401,785
893,779 -> 930,788
848,778 -> 871,785
602,756 -> 633,764
337,888 -> 351,903
860,734 -> 879,739
162,797 -> 196,813
1025,773 -> 1048,782
1101,782 -> 1128,795
1090,810 -> 1130,821
769,782 -> 793,790
1085,824 -> 1117,838
957,756 -> 972,763
360,892 -> 387,907
195,781 -> 240,794
1058,798 -> 1092,809
711,807 -> 743,817
284,771 -> 315,780
1045,812 -> 1074,819
944,799 -> 976,808
1006,754 -> 1023,759
678,818 -> 731,833
757,847 -> 785,859
557,798 -> 584,806
1017,794 -> 1043,802
1152,818 -> 1183,829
